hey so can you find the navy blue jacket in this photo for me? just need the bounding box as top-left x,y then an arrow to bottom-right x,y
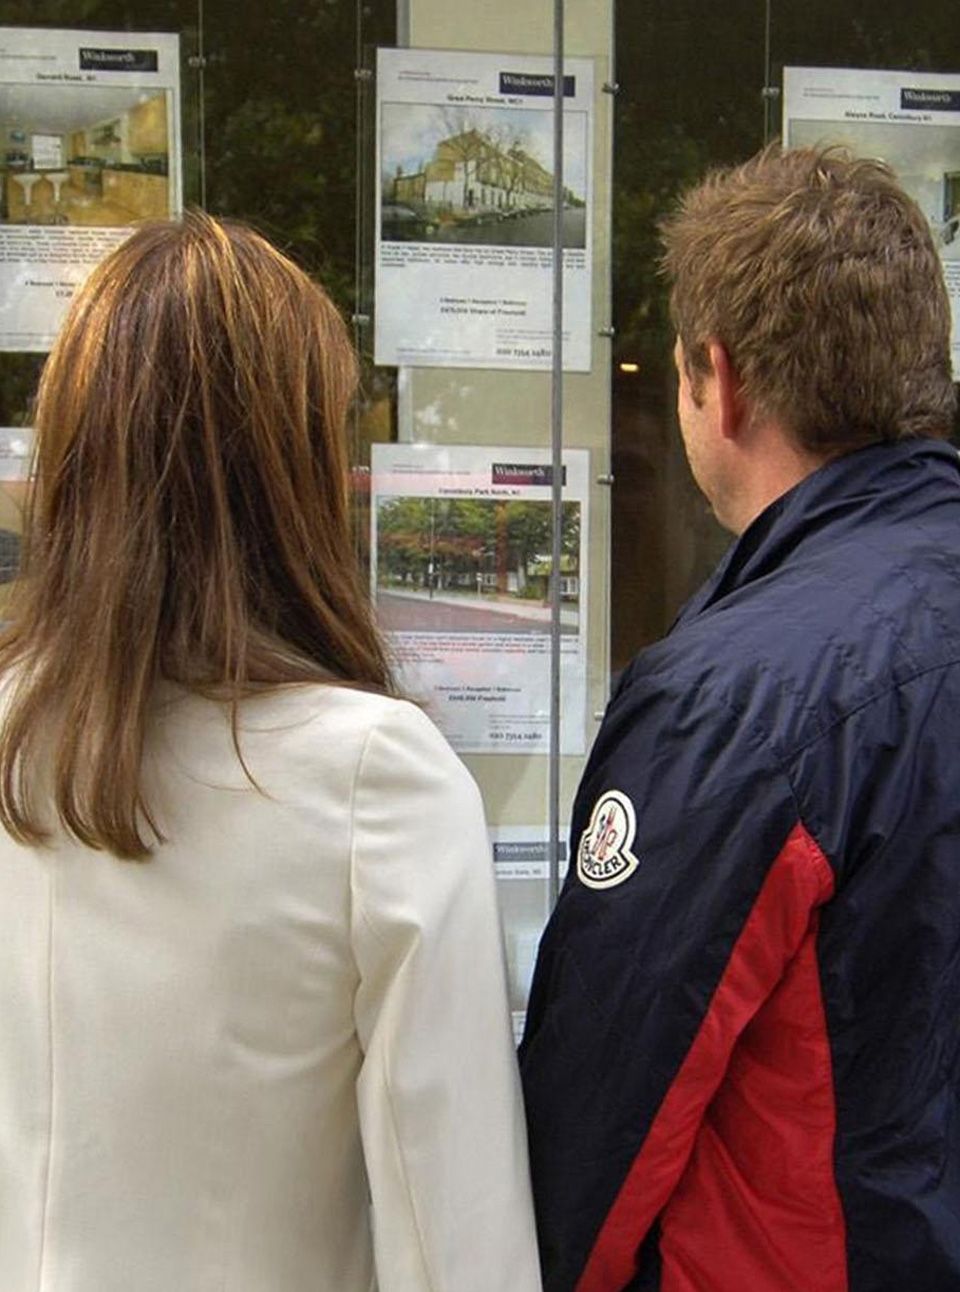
520,439 -> 960,1292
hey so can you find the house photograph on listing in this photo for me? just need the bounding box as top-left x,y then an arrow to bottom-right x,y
380,102 -> 587,248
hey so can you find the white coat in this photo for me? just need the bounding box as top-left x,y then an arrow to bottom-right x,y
0,683 -> 542,1292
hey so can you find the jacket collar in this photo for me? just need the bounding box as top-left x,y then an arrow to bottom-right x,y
674,437 -> 960,629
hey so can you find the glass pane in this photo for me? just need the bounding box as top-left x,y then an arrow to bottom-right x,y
611,0 -> 960,672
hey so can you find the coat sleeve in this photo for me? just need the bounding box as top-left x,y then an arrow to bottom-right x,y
519,679 -> 835,1292
350,701 -> 542,1292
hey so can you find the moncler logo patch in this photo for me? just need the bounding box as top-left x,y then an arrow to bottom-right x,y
576,789 -> 641,890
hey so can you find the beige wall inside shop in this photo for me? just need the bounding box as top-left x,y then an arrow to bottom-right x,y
397,0 -> 614,832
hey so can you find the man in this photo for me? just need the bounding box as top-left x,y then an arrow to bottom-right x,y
520,146 -> 960,1292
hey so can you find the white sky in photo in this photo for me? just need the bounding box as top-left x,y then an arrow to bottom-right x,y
789,119 -> 960,252
381,101 -> 588,199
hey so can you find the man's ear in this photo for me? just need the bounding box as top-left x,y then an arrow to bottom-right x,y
706,340 -> 746,442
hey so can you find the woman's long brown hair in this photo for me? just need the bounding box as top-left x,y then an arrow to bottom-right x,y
0,210 -> 393,860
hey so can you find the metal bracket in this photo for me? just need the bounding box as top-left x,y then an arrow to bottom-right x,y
596,473 -> 614,486
187,54 -> 207,69
760,85 -> 781,100
597,325 -> 615,338
351,313 -> 371,326
602,81 -> 620,95
354,67 -> 374,83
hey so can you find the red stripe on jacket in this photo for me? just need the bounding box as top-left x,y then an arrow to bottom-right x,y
574,822 -> 845,1292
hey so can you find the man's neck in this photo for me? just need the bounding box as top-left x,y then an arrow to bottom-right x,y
724,425 -> 828,536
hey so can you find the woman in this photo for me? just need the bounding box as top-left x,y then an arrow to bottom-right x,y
0,212 -> 541,1292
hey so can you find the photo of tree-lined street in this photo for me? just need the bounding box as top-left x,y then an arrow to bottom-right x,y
375,497 -> 581,634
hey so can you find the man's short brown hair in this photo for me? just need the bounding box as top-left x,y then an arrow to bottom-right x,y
660,145 -> 956,453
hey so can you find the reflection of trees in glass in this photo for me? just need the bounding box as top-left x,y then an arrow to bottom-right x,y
377,497 -> 579,601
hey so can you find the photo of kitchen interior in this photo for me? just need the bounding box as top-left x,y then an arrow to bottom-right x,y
0,84 -> 171,226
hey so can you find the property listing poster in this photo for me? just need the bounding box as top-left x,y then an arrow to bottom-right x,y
489,824 -> 568,1042
371,443 -> 589,754
374,47 -> 594,371
784,67 -> 960,376
0,27 -> 182,351
0,426 -> 33,609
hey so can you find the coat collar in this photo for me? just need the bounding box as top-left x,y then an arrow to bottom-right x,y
674,438 -> 960,629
